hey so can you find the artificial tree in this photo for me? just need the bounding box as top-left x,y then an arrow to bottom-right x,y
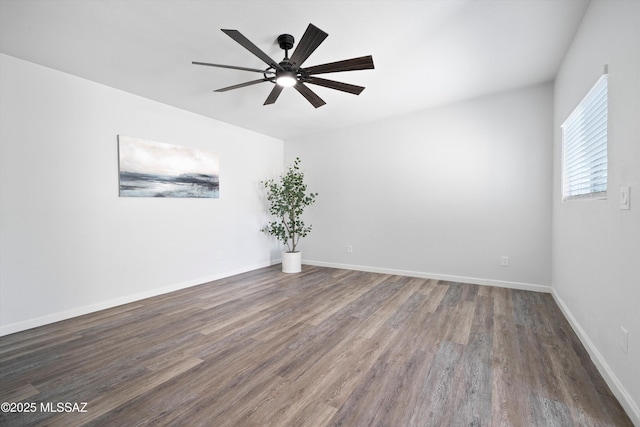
261,157 -> 318,253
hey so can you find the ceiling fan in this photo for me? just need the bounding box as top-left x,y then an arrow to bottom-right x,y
192,23 -> 374,108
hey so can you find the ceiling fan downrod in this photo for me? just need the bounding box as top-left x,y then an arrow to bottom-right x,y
277,34 -> 295,60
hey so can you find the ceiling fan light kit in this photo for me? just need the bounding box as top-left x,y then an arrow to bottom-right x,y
193,23 -> 374,108
276,70 -> 297,87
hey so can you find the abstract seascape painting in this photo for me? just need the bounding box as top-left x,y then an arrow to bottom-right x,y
118,136 -> 219,198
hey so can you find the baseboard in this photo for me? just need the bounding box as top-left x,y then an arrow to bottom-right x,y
0,261 -> 274,337
551,290 -> 640,426
303,259 -> 551,293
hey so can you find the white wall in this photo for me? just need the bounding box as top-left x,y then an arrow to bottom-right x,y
552,0 -> 640,422
0,54 -> 283,335
285,82 -> 553,290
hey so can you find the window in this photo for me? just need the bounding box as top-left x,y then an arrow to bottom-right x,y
561,73 -> 608,200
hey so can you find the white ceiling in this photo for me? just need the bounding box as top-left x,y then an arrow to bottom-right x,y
0,0 -> 589,140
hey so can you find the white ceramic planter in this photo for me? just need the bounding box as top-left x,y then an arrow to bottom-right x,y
282,251 -> 302,273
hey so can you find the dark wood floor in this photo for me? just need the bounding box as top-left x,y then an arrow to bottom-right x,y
0,266 -> 633,426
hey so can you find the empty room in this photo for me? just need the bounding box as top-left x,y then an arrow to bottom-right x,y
0,0 -> 638,425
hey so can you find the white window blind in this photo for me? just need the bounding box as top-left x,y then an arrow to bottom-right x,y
562,74 -> 608,199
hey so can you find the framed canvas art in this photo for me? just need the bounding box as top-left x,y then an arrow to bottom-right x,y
118,136 -> 219,198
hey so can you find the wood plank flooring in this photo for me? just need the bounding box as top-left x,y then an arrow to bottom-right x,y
0,266 -> 633,426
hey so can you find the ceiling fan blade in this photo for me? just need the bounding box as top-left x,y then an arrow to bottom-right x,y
214,78 -> 273,92
304,55 -> 375,75
221,29 -> 284,71
294,83 -> 326,108
192,61 -> 269,74
305,77 -> 365,95
264,84 -> 284,105
288,24 -> 328,68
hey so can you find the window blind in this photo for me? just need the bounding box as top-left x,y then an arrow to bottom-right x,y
562,74 -> 608,199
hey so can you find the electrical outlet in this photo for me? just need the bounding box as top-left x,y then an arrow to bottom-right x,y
501,256 -> 509,267
347,245 -> 353,254
620,327 -> 629,354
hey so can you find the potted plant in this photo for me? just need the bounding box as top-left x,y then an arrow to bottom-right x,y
261,157 -> 318,273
